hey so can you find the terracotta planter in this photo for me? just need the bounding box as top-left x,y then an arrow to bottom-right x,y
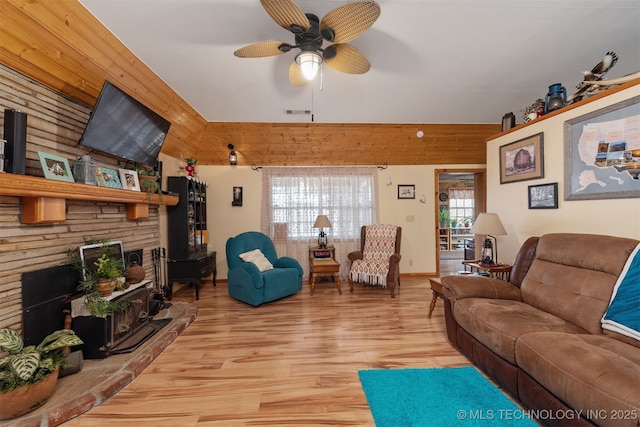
0,369 -> 60,420
96,278 -> 116,297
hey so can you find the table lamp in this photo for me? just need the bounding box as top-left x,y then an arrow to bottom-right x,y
471,213 -> 507,264
313,215 -> 332,248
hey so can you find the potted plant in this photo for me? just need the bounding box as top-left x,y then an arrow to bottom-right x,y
0,328 -> 84,420
69,241 -> 131,317
135,166 -> 162,201
438,206 -> 450,228
184,158 -> 197,176
93,253 -> 124,296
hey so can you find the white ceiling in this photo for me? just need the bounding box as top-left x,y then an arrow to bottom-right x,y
79,0 -> 640,125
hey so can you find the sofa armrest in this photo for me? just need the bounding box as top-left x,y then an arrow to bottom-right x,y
274,256 -> 303,275
441,275 -> 522,304
238,262 -> 264,288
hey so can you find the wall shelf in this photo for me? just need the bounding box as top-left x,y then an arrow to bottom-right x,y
0,173 -> 178,224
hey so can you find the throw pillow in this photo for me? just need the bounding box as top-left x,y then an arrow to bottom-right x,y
239,249 -> 274,272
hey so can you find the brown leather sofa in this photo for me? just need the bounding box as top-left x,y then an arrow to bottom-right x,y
441,233 -> 640,427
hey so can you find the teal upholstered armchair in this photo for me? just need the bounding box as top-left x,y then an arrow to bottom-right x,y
226,231 -> 303,306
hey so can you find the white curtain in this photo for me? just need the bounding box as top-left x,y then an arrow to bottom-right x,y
261,167 -> 379,279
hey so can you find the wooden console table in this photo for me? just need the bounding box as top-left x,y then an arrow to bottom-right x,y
308,246 -> 341,295
428,277 -> 443,318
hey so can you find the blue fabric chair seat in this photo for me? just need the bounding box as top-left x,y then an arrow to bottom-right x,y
226,231 -> 302,306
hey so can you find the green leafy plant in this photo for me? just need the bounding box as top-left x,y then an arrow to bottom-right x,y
135,166 -> 159,178
68,241 -> 130,317
140,178 -> 162,201
438,206 -> 450,228
94,253 -> 123,279
185,157 -> 197,166
0,328 -> 83,392
82,293 -> 130,318
134,165 -> 162,201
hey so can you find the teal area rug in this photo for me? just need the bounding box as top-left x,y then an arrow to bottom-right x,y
359,366 -> 539,426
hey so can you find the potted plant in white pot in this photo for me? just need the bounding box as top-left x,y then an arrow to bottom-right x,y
0,328 -> 83,420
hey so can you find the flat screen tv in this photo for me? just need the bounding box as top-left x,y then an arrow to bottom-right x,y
78,81 -> 171,166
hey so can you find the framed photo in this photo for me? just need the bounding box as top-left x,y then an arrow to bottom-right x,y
500,132 -> 544,184
564,95 -> 640,200
397,184 -> 415,199
96,166 -> 122,189
528,182 -> 558,209
118,168 -> 140,191
232,186 -> 243,206
38,151 -> 74,182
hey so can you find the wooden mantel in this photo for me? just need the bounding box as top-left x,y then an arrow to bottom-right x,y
0,173 -> 179,224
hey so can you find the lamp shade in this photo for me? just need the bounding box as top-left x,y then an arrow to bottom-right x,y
313,215 -> 332,229
471,213 -> 507,236
295,51 -> 323,80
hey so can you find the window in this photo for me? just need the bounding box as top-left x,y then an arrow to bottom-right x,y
261,167 -> 379,277
448,188 -> 474,226
262,167 -> 378,241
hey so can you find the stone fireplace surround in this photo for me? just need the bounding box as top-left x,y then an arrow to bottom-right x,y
3,302 -> 196,427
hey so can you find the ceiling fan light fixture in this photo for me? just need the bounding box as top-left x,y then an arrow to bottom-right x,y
295,51 -> 323,80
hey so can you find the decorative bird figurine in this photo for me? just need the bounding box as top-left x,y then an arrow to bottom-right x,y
583,51 -> 618,80
567,51 -> 619,103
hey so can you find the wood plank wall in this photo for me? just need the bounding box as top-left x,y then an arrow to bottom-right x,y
0,65 -> 162,332
201,122 -> 500,166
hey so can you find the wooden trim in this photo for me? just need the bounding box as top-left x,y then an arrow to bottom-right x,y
487,78 -> 640,141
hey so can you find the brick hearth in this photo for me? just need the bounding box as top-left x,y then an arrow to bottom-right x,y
2,302 -> 197,427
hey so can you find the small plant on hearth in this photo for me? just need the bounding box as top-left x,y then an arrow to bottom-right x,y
68,241 -> 130,317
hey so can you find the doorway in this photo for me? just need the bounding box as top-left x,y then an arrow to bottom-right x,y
435,169 -> 486,277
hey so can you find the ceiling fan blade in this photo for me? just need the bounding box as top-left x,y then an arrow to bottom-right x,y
320,1 -> 380,44
288,62 -> 308,88
261,0 -> 310,33
234,41 -> 287,58
324,44 -> 371,74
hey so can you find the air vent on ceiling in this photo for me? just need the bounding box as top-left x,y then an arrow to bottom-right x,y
285,109 -> 311,115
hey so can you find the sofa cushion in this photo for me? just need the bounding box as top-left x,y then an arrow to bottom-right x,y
516,332 -> 640,427
520,233 -> 639,335
454,298 -> 586,364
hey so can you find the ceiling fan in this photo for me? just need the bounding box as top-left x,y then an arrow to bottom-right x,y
234,0 -> 381,87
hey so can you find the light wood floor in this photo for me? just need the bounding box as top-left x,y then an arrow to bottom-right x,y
63,273 -> 470,426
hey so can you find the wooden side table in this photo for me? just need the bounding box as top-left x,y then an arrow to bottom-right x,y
428,277 -> 443,318
462,260 -> 512,281
309,246 -> 341,295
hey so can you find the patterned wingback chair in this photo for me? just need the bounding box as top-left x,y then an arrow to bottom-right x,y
347,224 -> 402,298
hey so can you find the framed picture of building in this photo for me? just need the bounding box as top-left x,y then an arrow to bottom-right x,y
499,132 -> 544,184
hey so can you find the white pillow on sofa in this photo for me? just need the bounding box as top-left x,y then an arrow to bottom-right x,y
239,249 -> 274,272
